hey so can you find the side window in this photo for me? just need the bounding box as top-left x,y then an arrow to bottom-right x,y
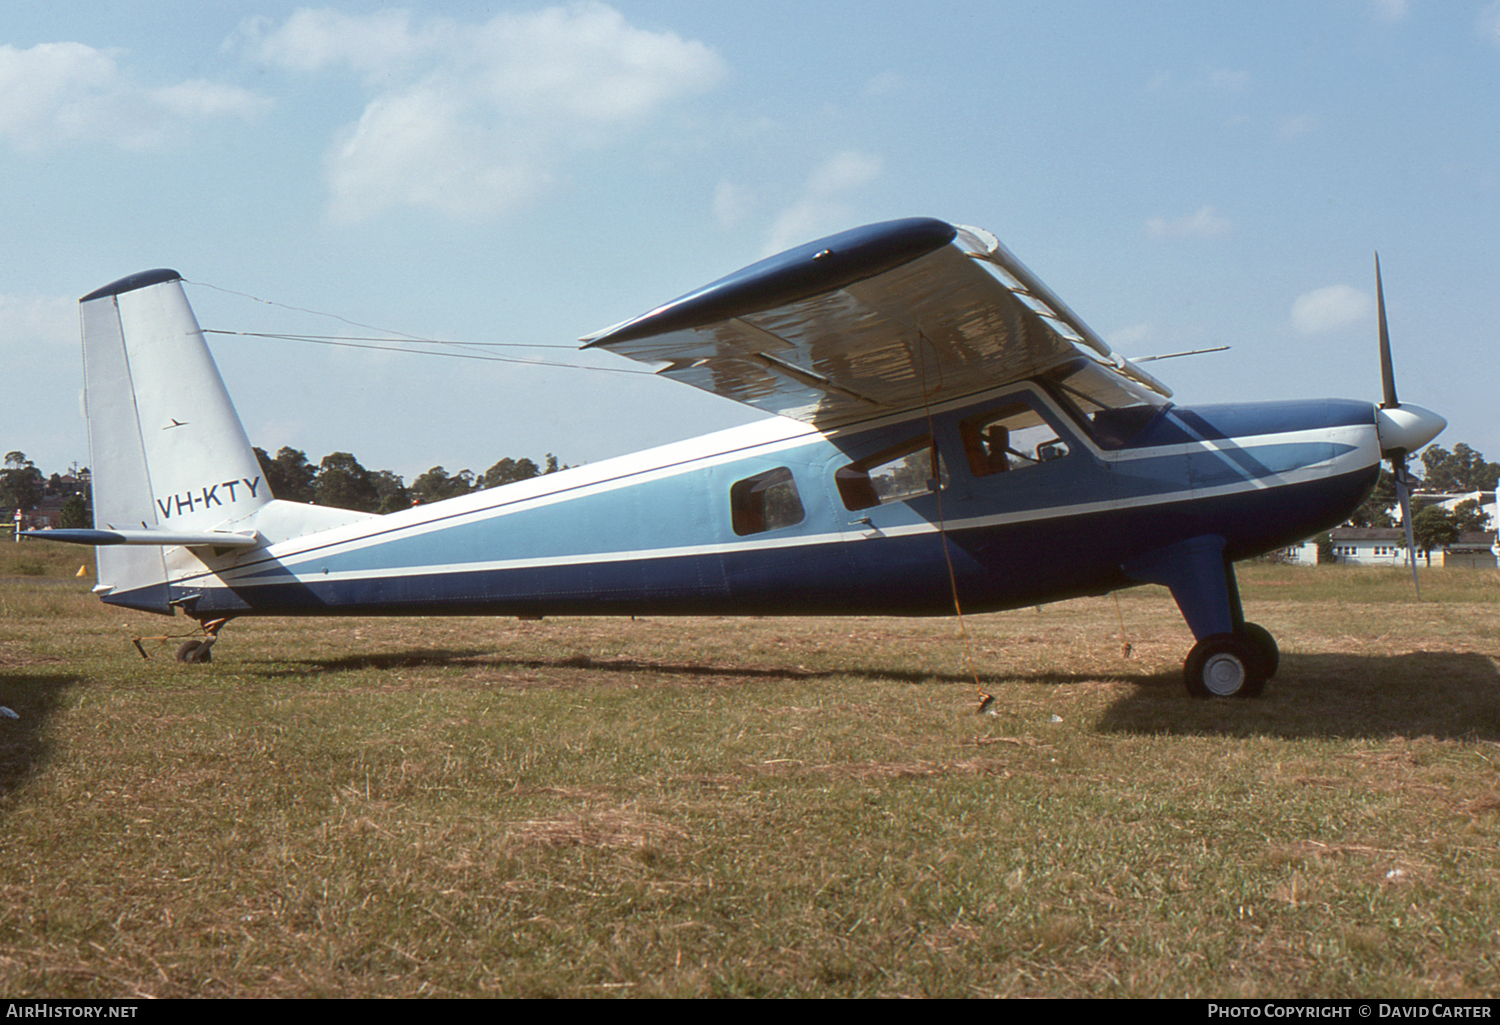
731,467 -> 806,536
837,435 -> 947,512
959,400 -> 1071,479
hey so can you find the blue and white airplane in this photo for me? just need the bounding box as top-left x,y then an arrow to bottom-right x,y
29,218 -> 1444,698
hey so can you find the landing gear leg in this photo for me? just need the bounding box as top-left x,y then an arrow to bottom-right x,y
1123,536 -> 1277,699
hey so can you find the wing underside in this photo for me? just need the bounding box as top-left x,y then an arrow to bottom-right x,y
583,218 -> 1169,429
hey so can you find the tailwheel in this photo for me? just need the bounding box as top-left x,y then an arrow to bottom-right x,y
174,617 -> 228,665
175,639 -> 214,664
1184,632 -> 1269,699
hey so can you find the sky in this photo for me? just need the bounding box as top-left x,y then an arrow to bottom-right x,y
2,1 -> 1496,484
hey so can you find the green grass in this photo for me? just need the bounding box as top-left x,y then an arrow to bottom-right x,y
1,559 -> 1498,996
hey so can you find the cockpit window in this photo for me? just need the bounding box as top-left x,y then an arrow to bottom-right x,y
960,400 -> 1071,478
1040,360 -> 1168,449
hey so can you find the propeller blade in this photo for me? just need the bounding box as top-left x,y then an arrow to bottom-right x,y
1394,461 -> 1421,598
1376,252 -> 1398,409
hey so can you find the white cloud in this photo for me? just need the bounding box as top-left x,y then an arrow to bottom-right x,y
1291,285 -> 1372,335
241,4 -> 726,223
863,71 -> 905,98
1277,113 -> 1321,141
1371,0 -> 1410,25
763,150 -> 883,255
1107,323 -> 1154,352
1480,3 -> 1500,46
1145,70 -> 1174,93
0,41 -> 267,151
236,8 -> 436,80
0,293 -> 74,352
1209,68 -> 1250,92
712,180 -> 753,228
1146,205 -> 1232,240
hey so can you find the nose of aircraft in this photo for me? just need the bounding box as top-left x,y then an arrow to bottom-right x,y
1375,403 -> 1446,457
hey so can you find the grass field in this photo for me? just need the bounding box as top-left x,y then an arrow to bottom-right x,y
1,543 -> 1497,997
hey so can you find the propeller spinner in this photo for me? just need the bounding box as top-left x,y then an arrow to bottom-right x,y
1371,254 -> 1446,594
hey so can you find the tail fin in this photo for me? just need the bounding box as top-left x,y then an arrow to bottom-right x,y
81,270 -> 270,611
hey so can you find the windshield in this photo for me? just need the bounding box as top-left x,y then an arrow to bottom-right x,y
1040,360 -> 1170,449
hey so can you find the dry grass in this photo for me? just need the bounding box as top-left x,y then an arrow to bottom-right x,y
1,550 -> 1498,997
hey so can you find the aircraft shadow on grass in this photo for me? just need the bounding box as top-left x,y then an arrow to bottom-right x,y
0,674 -> 78,801
251,647 -> 1500,743
1097,650 -> 1500,742
250,649 -> 920,684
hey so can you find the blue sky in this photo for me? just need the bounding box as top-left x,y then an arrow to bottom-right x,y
3,1 -> 1496,482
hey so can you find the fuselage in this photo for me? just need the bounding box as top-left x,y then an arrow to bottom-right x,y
133,368 -> 1382,621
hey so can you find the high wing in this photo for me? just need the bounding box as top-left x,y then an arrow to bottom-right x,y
582,217 -> 1171,429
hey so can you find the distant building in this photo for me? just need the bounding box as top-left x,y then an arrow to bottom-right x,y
1445,530 -> 1499,569
1277,539 -> 1319,566
1394,489 -> 1498,530
1284,526 -> 1499,568
1325,527 -> 1411,566
16,495 -> 70,530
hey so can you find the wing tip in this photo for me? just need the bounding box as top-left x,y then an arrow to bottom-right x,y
587,217 -> 958,347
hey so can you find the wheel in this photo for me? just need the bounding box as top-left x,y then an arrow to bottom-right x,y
1239,622 -> 1279,678
175,639 -> 213,664
1184,633 -> 1267,699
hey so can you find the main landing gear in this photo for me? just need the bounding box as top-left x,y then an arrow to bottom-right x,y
1182,623 -> 1279,699
1123,536 -> 1281,699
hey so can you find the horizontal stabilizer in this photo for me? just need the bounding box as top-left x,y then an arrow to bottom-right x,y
21,529 -> 259,548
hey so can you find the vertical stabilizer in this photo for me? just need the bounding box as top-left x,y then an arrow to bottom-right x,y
81,270 -> 269,612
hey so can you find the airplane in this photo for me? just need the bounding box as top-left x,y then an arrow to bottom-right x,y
25,217 -> 1445,698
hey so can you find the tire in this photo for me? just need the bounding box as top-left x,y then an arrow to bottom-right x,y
175,640 -> 213,664
1184,633 -> 1267,699
1239,622 -> 1279,678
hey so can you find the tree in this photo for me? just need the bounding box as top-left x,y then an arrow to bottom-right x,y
410,466 -> 474,504
481,457 -> 540,489
1419,443 -> 1500,493
0,452 -> 43,512
1348,468 -> 1398,528
314,452 -> 382,512
370,470 -> 409,514
1411,505 -> 1460,567
1451,498 -> 1490,534
59,492 -> 90,529
255,446 -> 317,503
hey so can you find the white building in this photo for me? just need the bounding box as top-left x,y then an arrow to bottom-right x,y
1394,489 -> 1498,530
1278,527 -> 1498,568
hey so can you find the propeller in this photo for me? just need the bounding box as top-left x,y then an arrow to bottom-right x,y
1371,253 -> 1446,595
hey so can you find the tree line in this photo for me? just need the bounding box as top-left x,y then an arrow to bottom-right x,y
1,451 -> 89,527
256,448 -> 568,514
1,447 -> 569,525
